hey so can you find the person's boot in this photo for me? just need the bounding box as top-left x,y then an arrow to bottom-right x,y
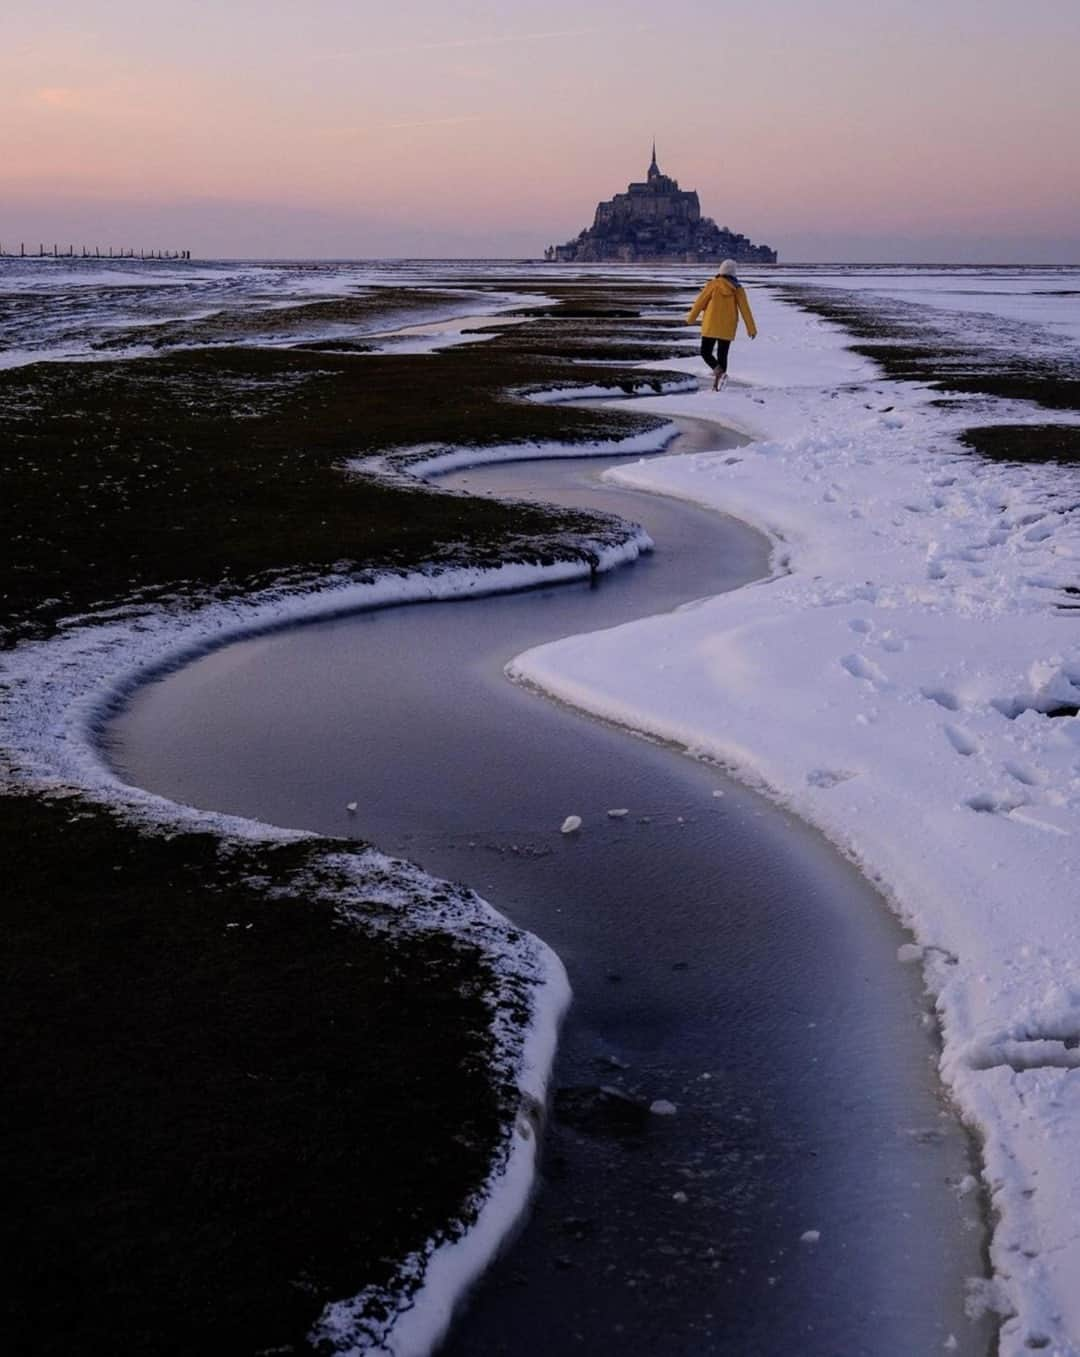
713,369 -> 727,392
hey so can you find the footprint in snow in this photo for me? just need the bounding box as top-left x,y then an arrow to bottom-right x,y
840,653 -> 889,688
943,724 -> 980,757
1004,761 -> 1041,787
921,686 -> 961,712
806,768 -> 858,789
965,792 -> 1025,815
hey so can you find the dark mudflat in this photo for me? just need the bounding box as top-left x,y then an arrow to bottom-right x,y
776,281 -> 1080,421
959,423 -> 1080,463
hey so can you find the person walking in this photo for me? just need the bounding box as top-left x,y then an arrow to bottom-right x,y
686,259 -> 757,391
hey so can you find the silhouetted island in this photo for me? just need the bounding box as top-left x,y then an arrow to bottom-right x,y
547,146 -> 777,265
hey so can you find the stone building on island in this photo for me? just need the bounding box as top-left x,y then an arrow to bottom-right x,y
546,146 -> 777,265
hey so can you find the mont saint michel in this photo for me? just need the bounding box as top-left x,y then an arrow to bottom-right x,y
546,146 -> 777,265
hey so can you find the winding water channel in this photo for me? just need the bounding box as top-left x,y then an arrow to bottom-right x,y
104,416 -> 991,1355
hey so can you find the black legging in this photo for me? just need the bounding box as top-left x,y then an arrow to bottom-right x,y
700,337 -> 731,371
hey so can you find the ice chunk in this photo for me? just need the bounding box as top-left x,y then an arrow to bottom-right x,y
560,815 -> 582,834
650,1099 -> 677,1116
607,808 -> 629,818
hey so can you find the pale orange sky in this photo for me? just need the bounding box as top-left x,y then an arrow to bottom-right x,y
4,0 -> 1079,260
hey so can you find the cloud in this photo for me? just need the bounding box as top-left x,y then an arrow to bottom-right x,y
34,86 -> 83,110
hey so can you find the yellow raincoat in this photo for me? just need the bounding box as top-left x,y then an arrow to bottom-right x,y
686,276 -> 758,341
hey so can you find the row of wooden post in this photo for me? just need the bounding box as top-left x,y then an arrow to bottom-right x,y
0,244 -> 191,260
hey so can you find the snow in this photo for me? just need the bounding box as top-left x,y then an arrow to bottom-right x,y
362,423 -> 678,479
508,274 -> 1080,1356
310,853 -> 571,1357
525,376 -> 698,404
0,256 -> 548,368
775,265 -> 1080,349
362,298 -> 545,356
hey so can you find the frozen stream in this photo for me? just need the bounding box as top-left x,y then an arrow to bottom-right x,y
104,418 -> 991,1355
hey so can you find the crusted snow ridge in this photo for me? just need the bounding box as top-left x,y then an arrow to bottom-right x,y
302,848 -> 570,1357
357,421 -> 678,481
521,376 -> 698,404
508,279 -> 1080,1357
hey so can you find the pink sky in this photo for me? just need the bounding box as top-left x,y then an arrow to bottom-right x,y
5,0 -> 1079,261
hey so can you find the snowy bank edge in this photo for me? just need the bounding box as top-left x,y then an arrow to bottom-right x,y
356,420 -> 679,480
311,854 -> 571,1357
1,433 -> 662,1355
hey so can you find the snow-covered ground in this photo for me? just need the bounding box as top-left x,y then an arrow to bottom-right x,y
775,265 -> 1080,348
0,256 -> 542,367
510,278 -> 1080,1356
6,259 -> 1079,1351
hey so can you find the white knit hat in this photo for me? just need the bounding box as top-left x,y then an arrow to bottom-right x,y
717,259 -> 738,276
